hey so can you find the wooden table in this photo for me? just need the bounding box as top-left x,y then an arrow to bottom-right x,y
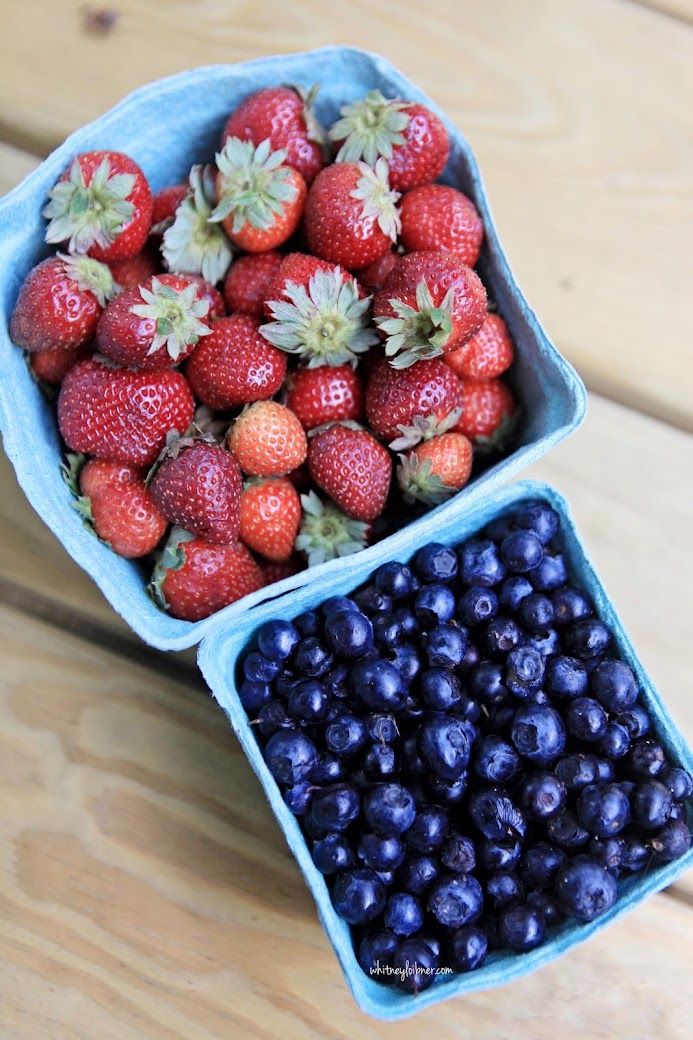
1,1 -> 692,1036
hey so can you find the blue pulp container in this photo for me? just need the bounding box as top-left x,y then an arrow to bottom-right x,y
198,479 -> 693,1020
0,46 -> 586,651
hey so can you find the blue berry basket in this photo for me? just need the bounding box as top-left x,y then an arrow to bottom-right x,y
0,47 -> 586,651
197,479 -> 693,1019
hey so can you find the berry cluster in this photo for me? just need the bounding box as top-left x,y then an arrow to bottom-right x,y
10,86 -> 518,622
241,500 -> 691,994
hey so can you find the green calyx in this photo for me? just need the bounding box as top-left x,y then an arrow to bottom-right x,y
130,276 -> 211,361
295,491 -> 368,566
350,158 -> 401,243
60,452 -> 86,498
162,165 -> 233,285
43,155 -> 136,254
289,82 -> 328,150
210,137 -> 299,232
474,410 -> 520,456
376,279 -> 454,369
388,407 -> 463,451
147,525 -> 196,610
260,268 -> 378,367
397,452 -> 456,506
330,89 -> 410,166
59,252 -> 119,306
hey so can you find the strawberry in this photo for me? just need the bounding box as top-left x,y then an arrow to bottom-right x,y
224,251 -> 283,319
221,85 -> 326,185
400,185 -> 484,266
43,150 -> 153,261
284,364 -> 364,430
365,357 -> 463,447
397,431 -> 473,504
151,182 -> 188,231
373,251 -> 487,368
357,249 -> 399,292
149,527 -> 263,621
259,554 -> 305,586
81,477 -> 167,558
96,273 -> 212,369
453,378 -> 516,442
211,138 -> 306,252
263,252 -> 363,316
304,159 -> 401,271
108,243 -> 160,289
295,490 -> 369,565
78,458 -> 144,499
29,341 -> 93,385
149,440 -> 242,545
329,91 -> 449,192
444,313 -> 514,381
227,401 -> 307,477
239,477 -> 301,561
58,358 -> 195,466
185,314 -> 287,410
162,165 -> 233,284
11,254 -> 117,353
307,421 -> 392,522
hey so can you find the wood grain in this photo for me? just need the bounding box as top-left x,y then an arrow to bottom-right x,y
0,604 -> 691,1040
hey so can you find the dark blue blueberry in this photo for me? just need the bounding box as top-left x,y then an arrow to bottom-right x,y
554,855 -> 618,921
576,783 -> 630,838
505,646 -> 545,697
294,637 -> 333,677
524,891 -> 563,927
257,619 -> 300,662
518,771 -> 567,820
555,752 -> 600,791
518,593 -> 555,633
566,697 -> 608,742
617,705 -> 651,739
257,699 -> 295,738
332,868 -> 386,925
620,833 -> 650,872
499,575 -> 534,612
264,729 -> 317,785
632,781 -> 673,830
546,810 -> 590,849
468,662 -> 509,706
294,610 -> 320,638
624,740 -> 666,779
384,892 -> 424,936
669,802 -> 687,821
310,783 -> 360,832
324,608 -> 374,659
595,758 -> 615,782
425,623 -> 466,668
483,617 -> 523,659
650,819 -> 691,862
588,836 -> 624,875
309,753 -> 347,785
392,606 -> 419,639
660,767 -> 693,801
597,722 -> 631,760
244,651 -> 282,683
520,843 -> 567,889
274,670 -> 299,699
374,560 -> 416,599
398,854 -> 441,895
418,668 -> 462,712
544,655 -> 588,699
525,628 -> 562,658
473,735 -> 519,784
428,772 -> 468,806
392,939 -> 438,994
500,529 -> 544,573
284,780 -> 314,814
325,713 -> 366,756
357,929 -> 398,974
418,714 -> 476,780
405,806 -> 449,853
288,679 -> 328,723
478,836 -> 522,873
529,689 -> 551,706
362,742 -> 398,779
499,904 -> 547,951
388,642 -> 421,682
456,693 -> 482,723
511,704 -> 566,765
350,658 -> 408,711
485,871 -> 525,909
402,733 -> 427,778
312,833 -> 355,874
551,586 -> 592,626
564,619 -> 611,660
467,788 -> 526,841
457,586 -> 499,626
428,874 -> 484,928
450,924 -> 488,971
353,584 -> 392,616
488,704 -> 515,734
530,553 -> 568,592
323,662 -> 350,699
513,499 -> 559,545
414,543 -> 458,584
459,538 -> 507,587
358,832 -> 405,871
366,713 -> 399,744
485,512 -> 515,542
590,659 -> 638,712
441,834 -> 476,874
372,613 -> 403,649
363,783 -> 416,837
239,679 -> 272,715
414,583 -> 456,625
376,870 -> 397,888
321,595 -> 358,617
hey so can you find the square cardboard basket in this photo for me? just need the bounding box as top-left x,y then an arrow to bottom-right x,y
0,46 -> 585,652
198,480 -> 693,1021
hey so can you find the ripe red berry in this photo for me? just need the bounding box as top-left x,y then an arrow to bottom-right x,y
453,378 -> 516,442
307,422 -> 392,522
149,441 -> 242,545
186,314 -> 287,410
223,251 -> 284,319
365,357 -> 464,446
445,313 -> 515,381
400,184 -> 484,266
285,365 -> 365,431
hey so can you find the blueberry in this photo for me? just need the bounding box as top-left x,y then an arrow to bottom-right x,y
288,679 -> 328,723
595,758 -> 616,782
620,834 -> 650,872
588,836 -> 625,875
457,586 -> 499,626
284,780 -> 314,815
473,734 -> 520,784
660,767 -> 693,801
325,713 -> 367,756
564,619 -> 611,660
323,608 -> 374,660
441,834 -> 476,874
418,668 -> 463,712
375,560 -> 415,599
576,783 -> 631,838
428,874 -> 484,928
511,704 -> 566,765
450,924 -> 488,971
350,658 -> 408,711
257,699 -> 295,737
525,890 -> 564,927
363,783 -> 416,837
485,513 -> 515,542
312,833 -> 355,874
384,892 -> 424,937
459,538 -> 507,587
566,697 -> 608,742
500,529 -> 544,573
274,670 -> 299,699
388,642 -> 421,682
544,656 -> 588,699
295,610 -> 320,637
498,904 -> 547,951
366,712 -> 399,744
518,772 -> 567,820
244,651 -> 282,683
590,659 -> 638,712
358,833 -> 405,871
483,617 -> 523,659
418,714 -> 476,780
468,662 -> 509,706
332,868 -> 386,925
309,753 -> 347,785
392,939 -> 438,993
525,628 -> 562,658
546,810 -> 590,849
362,742 -> 398,779
513,500 -> 560,545
632,781 -> 674,830
518,593 -> 555,632
499,576 -> 534,611
485,871 -> 525,909
530,553 -> 568,592
649,819 -> 691,862
239,679 -> 272,715
478,837 -> 522,873
401,734 -> 427,778
414,543 -> 458,583
372,612 -> 403,650
597,722 -> 631,760
551,586 -> 592,626
624,739 -> 666,779
398,854 -> 441,895
414,583 -> 456,625
520,843 -> 567,889
294,637 -> 333,677
428,772 -> 468,806
357,929 -> 398,975
505,646 -> 545,697
323,662 -> 350,698
310,783 -> 360,832
555,752 -> 600,791
354,584 -> 392,616
488,704 -> 515,734
425,623 -> 466,668
405,807 -> 449,853
257,619 -> 301,662
264,730 -> 317,785
321,595 -> 358,617
669,802 -> 687,821
392,606 -> 419,639
554,855 -> 618,922
467,788 -> 526,841
617,705 -> 651,739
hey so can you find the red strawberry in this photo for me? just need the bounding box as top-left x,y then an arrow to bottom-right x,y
211,138 -> 306,252
397,431 -> 473,504
263,253 -> 363,317
453,378 -> 516,442
44,150 -> 153,262
295,490 -> 369,565
29,341 -> 93,385
58,358 -> 195,466
307,422 -> 392,522
357,249 -> 399,293
228,401 -> 307,477
162,165 -> 233,285
285,365 -> 364,431
151,182 -> 188,230
445,313 -> 514,381
365,357 -> 463,447
304,160 -> 401,271
400,185 -> 484,266
96,273 -> 212,369
149,440 -> 242,545
224,251 -> 284,319
185,314 -> 287,410
329,91 -> 449,192
108,243 -> 160,289
83,478 -> 168,558
259,554 -> 305,586
79,458 -> 144,499
150,528 -> 263,621
373,251 -> 487,368
221,85 -> 326,185
239,477 -> 301,561
11,254 -> 117,353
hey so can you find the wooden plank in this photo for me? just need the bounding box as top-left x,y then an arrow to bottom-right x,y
1,604 -> 692,1040
630,0 -> 693,24
0,142 -> 38,193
